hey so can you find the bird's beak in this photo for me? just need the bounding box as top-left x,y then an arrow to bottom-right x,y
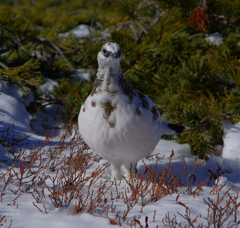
110,51 -> 121,58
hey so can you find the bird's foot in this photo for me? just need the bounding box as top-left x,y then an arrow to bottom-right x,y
110,163 -> 122,181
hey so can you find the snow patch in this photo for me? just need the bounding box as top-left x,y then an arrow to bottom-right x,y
60,24 -> 110,39
222,122 -> 240,173
38,78 -> 58,95
205,32 -> 223,45
0,83 -> 35,106
69,69 -> 93,83
0,92 -> 31,133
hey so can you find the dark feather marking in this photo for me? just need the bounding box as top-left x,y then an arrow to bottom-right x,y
136,108 -> 142,116
151,106 -> 159,119
118,75 -> 134,103
91,79 -> 103,96
136,91 -> 149,109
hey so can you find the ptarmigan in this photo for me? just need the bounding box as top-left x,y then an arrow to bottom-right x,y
78,42 -> 184,180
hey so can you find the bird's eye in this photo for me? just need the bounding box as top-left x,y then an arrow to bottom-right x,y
102,49 -> 107,54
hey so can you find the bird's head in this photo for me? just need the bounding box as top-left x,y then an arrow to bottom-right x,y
97,42 -> 122,67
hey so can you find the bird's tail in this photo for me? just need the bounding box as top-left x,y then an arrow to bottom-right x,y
162,122 -> 185,135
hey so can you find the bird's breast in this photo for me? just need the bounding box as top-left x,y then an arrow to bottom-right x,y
79,90 -> 162,154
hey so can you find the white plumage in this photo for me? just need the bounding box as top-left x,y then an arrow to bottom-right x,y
78,42 -> 182,180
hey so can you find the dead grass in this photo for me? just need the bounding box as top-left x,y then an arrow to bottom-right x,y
1,127 -> 240,228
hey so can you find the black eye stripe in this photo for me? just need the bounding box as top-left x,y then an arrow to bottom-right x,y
102,49 -> 110,57
102,48 -> 121,58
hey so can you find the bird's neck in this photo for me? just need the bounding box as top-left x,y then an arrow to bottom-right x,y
96,65 -> 122,90
97,65 -> 122,80
91,64 -> 134,102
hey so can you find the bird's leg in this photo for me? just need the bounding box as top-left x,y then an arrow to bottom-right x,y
124,162 -> 138,178
110,163 -> 122,180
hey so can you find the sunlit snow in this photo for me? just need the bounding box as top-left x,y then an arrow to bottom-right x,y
0,81 -> 240,228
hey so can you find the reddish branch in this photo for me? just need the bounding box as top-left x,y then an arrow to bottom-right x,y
187,1 -> 210,31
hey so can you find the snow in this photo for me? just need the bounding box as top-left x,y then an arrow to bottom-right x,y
205,32 -> 223,45
38,78 -> 58,95
2,205 -> 114,228
222,122 -> 240,173
61,25 -> 95,38
1,83 -> 35,107
1,81 -> 240,227
69,69 -> 93,83
33,78 -> 63,135
59,24 -> 110,39
0,92 -> 31,133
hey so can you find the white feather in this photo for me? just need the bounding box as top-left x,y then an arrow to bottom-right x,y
79,42 -> 175,180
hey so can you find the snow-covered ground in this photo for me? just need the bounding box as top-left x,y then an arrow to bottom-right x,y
1,82 -> 240,228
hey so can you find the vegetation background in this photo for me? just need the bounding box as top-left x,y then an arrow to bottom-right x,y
0,0 -> 240,158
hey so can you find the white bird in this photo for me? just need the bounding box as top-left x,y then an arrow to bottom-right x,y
78,42 -> 184,180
